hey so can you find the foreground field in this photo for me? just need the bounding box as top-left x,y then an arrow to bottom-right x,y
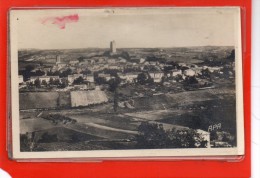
20,86 -> 236,151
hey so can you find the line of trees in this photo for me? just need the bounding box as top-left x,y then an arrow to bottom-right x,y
135,122 -> 208,149
27,78 -> 69,88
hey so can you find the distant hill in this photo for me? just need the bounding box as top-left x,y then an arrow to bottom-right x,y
18,46 -> 234,65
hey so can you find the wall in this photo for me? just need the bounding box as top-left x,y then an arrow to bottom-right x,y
70,90 -> 108,107
19,90 -> 107,110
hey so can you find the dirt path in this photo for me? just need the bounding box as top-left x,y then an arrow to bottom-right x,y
85,123 -> 138,135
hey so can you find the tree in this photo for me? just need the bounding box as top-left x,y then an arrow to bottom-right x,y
201,68 -> 211,79
20,132 -> 41,152
184,76 -> 198,85
77,56 -> 85,63
174,74 -> 183,82
53,79 -> 61,86
41,80 -> 48,87
60,68 -> 72,78
34,78 -> 41,88
108,76 -> 121,112
136,122 -> 207,149
60,78 -> 69,88
73,76 -> 84,85
136,122 -> 168,148
227,49 -> 235,62
81,68 -> 92,75
95,77 -> 107,85
121,51 -> 130,60
25,65 -> 34,72
49,77 -> 54,85
23,65 -> 35,81
167,129 -> 207,148
33,70 -> 45,76
137,72 -> 153,85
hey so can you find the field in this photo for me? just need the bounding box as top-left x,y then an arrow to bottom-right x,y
20,85 -> 236,151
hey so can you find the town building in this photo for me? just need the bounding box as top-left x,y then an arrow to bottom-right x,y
98,73 -> 112,81
67,74 -> 84,84
18,75 -> 24,84
85,74 -> 94,83
118,72 -> 139,83
171,69 -> 182,77
69,60 -> 79,65
183,69 -> 196,76
56,63 -> 67,68
107,58 -> 116,64
149,71 -> 164,83
56,55 -> 61,64
108,65 -> 120,70
110,40 -> 116,53
30,76 -> 60,84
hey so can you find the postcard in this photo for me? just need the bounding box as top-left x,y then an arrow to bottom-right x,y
9,7 -> 244,159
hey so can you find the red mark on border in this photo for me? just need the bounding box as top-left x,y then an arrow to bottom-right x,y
41,14 -> 79,29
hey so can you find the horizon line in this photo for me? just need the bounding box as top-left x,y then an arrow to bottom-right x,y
18,45 -> 235,51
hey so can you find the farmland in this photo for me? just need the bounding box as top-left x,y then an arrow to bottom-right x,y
20,85 -> 236,151
18,45 -> 237,151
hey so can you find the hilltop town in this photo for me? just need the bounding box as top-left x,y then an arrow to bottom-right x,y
18,41 -> 237,151
18,41 -> 235,93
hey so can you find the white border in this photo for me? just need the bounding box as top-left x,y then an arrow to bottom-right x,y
252,0 -> 260,177
9,7 -> 244,159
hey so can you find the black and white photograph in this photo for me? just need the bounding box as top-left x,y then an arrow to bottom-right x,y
9,8 -> 244,159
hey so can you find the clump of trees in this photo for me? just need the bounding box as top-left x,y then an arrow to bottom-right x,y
184,76 -> 198,85
136,122 -> 208,149
137,72 -> 154,85
73,76 -> 84,85
42,114 -> 77,125
20,132 -> 41,151
28,78 -> 69,89
108,76 -> 121,112
210,130 -> 236,147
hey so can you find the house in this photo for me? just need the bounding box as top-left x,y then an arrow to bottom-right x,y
69,60 -> 79,65
42,67 -> 52,73
85,74 -> 94,83
118,57 -> 127,63
92,65 -> 101,71
149,61 -> 158,66
57,62 -> 67,68
98,58 -> 105,63
98,73 -> 111,81
140,58 -> 146,63
178,63 -> 187,67
107,58 -> 116,64
196,129 -> 210,148
183,69 -> 196,76
119,72 -> 139,83
171,69 -> 182,77
149,71 -> 164,83
67,74 -> 83,84
30,76 -> 60,84
108,65 -> 120,70
18,75 -> 24,84
144,61 -> 150,65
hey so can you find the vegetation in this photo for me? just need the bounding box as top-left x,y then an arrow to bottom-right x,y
136,122 -> 208,149
20,132 -> 41,151
42,114 -> 77,125
137,72 -> 154,85
108,76 -> 121,112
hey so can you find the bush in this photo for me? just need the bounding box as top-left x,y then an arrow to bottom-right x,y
136,122 -> 207,149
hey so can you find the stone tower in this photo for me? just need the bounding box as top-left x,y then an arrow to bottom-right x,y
110,40 -> 116,53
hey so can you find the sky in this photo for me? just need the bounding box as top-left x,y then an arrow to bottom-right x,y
11,8 -> 240,49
